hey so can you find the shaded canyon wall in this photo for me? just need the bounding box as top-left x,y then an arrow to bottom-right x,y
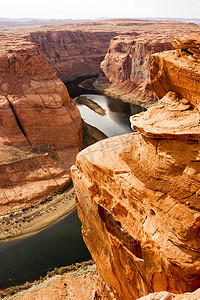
26,20 -> 200,88
29,30 -> 116,82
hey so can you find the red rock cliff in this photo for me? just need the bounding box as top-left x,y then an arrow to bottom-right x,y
0,34 -> 82,215
71,35 -> 200,299
2,20 -> 198,218
99,22 -> 200,107
29,30 -> 116,82
25,20 -> 200,86
100,34 -> 173,106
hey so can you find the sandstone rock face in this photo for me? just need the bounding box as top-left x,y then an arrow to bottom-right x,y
0,35 -> 82,215
71,35 -> 200,299
138,288 -> 200,300
24,19 -> 199,87
100,34 -> 173,106
29,30 -> 116,82
151,35 -> 200,110
2,19 -> 197,217
99,23 -> 200,106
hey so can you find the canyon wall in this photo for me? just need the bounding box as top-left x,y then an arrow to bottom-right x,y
2,19 -> 196,217
26,19 -> 200,88
71,35 -> 200,299
0,34 -> 82,215
29,30 -> 116,82
99,22 -> 200,107
100,34 -> 173,106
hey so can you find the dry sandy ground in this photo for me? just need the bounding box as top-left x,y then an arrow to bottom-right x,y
1,261 -> 97,300
0,184 -> 76,241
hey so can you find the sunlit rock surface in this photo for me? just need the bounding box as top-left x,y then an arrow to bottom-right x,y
138,288 -> 200,300
0,35 -> 82,215
99,24 -> 200,106
71,35 -> 200,299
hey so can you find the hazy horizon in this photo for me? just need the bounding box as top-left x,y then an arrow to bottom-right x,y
0,17 -> 200,22
1,0 -> 200,20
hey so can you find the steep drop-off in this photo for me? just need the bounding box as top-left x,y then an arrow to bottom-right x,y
100,34 -> 173,106
71,35 -> 200,299
0,34 -> 82,216
29,30 -> 116,82
24,19 -> 200,87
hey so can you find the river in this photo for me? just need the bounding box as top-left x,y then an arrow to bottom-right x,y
0,81 -> 144,289
76,93 -> 144,137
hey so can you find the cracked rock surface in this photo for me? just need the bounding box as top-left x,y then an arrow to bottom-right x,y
0,35 -> 82,215
71,35 -> 200,299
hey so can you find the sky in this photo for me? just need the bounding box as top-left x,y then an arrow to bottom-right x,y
1,0 -> 200,20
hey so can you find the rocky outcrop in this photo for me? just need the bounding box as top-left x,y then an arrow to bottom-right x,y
0,34 -> 82,215
138,288 -> 200,300
150,35 -> 200,110
100,34 -> 173,106
99,23 -> 200,107
29,30 -> 116,82
71,35 -> 200,299
7,261 -> 97,300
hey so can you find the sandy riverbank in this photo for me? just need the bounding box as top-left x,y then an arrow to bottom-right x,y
0,121 -> 107,241
0,183 -> 76,241
76,95 -> 106,116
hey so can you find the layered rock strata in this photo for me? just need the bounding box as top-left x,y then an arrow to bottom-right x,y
0,35 -> 82,215
100,34 -> 173,106
25,19 -> 200,85
71,35 -> 200,299
29,30 -> 116,82
99,23 -> 200,106
3,20 -> 198,218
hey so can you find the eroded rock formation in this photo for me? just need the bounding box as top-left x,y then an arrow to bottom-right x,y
29,30 -> 116,82
138,288 -> 200,300
99,23 -> 200,107
100,34 -> 173,106
71,35 -> 200,299
2,20 -> 198,218
25,19 -> 200,86
0,34 -> 82,215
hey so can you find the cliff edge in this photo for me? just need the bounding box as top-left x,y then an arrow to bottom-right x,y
71,35 -> 200,299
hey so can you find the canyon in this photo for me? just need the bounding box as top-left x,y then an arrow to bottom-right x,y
25,19 -> 200,108
0,19 -> 200,299
1,19 -> 199,225
26,20 -> 200,105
